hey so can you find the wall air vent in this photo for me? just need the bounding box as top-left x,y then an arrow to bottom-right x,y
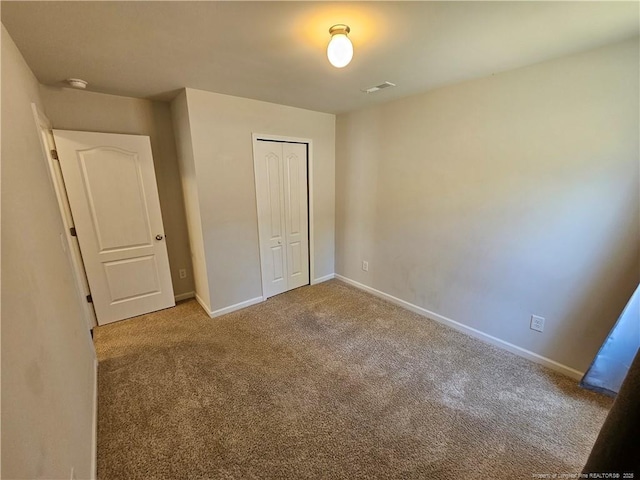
361,81 -> 396,94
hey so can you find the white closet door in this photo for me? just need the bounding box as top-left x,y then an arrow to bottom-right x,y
283,143 -> 309,290
53,130 -> 175,325
254,141 -> 289,298
254,140 -> 310,298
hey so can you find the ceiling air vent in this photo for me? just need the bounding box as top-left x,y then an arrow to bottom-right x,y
361,81 -> 396,94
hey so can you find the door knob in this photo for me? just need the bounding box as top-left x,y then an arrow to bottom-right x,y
277,240 -> 282,245
155,234 -> 164,241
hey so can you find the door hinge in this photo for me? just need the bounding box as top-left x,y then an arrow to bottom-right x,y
69,227 -> 77,237
50,149 -> 59,160
86,294 -> 93,303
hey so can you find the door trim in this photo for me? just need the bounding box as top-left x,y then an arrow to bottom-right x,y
252,133 -> 315,300
31,103 -> 98,334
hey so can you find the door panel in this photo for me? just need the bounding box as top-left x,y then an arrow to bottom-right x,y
254,141 -> 288,297
79,147 -> 152,250
266,153 -> 284,240
290,242 -> 302,275
254,139 -> 309,299
53,130 -> 175,325
283,143 -> 309,290
103,255 -> 160,302
271,246 -> 285,281
287,155 -> 301,235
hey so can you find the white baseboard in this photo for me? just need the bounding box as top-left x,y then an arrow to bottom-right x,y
206,296 -> 265,318
196,276 -> 334,319
194,293 -> 212,316
175,291 -> 195,302
194,293 -> 264,318
91,358 -> 98,479
312,273 -> 335,284
334,274 -> 584,381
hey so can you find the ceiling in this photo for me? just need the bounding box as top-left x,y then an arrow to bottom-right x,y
2,1 -> 638,114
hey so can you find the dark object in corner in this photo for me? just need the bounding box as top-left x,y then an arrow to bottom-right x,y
583,348 -> 640,476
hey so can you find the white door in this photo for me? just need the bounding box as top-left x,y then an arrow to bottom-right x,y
254,140 -> 309,298
53,130 -> 175,325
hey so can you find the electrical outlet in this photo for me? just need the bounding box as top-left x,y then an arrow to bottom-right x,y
179,268 -> 187,279
362,261 -> 369,272
530,315 -> 545,333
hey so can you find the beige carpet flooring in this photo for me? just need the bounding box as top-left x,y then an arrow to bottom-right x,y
94,280 -> 612,479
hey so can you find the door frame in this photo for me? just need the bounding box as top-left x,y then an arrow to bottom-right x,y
252,133 -> 315,300
31,103 -> 98,332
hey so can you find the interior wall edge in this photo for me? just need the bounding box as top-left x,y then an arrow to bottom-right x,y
169,89 -> 212,308
194,293 -> 213,317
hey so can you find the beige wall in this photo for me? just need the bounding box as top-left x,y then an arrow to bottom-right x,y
1,25 -> 96,479
336,38 -> 639,373
39,86 -> 194,298
173,88 -> 335,312
170,91 -> 211,308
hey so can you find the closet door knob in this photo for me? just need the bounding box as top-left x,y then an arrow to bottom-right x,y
155,234 -> 164,241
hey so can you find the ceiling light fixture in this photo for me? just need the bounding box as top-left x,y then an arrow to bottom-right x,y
327,24 -> 353,68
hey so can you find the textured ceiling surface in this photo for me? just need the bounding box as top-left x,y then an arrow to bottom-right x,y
2,1 -> 638,113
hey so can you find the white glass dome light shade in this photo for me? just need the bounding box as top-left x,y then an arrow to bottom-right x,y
327,25 -> 353,68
